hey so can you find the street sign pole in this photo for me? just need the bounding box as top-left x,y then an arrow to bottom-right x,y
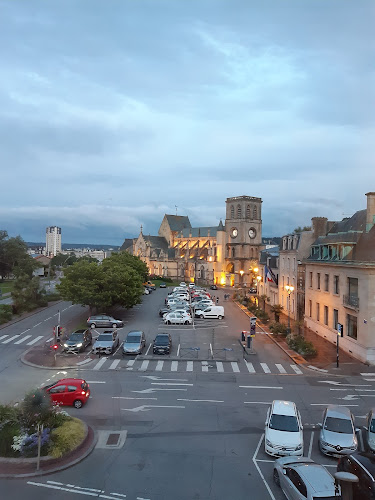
337,323 -> 343,368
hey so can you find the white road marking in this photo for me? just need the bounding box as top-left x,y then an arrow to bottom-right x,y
109,360 -> 121,370
310,403 -> 359,407
132,388 -> 187,394
260,363 -> 271,373
308,365 -> 328,372
177,399 -> 224,403
14,335 -> 32,344
155,360 -> 164,371
141,376 -> 188,381
145,343 -> 151,355
245,361 -> 255,373
360,373 -> 375,376
252,434 -> 276,500
139,360 -> 149,371
20,328 -> 30,334
308,431 -> 314,458
76,359 -> 92,365
275,364 -> 286,374
364,379 -> 375,381
2,335 -> 20,344
319,381 -> 371,387
45,318 -> 52,321
93,358 -> 107,371
171,361 -> 178,371
240,386 -> 283,390
177,344 -> 180,357
202,361 -> 208,372
86,381 -> 106,384
186,361 -> 193,372
244,401 -> 272,404
290,364 -> 303,374
34,322 -> 42,327
27,336 -> 44,345
151,382 -> 193,386
122,405 -> 185,412
0,335 -> 8,341
231,362 -> 240,373
216,361 -> 224,373
110,493 -> 127,498
127,359 -> 135,367
112,396 -> 157,400
27,481 -> 98,496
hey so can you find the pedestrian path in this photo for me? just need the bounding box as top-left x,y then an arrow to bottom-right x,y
0,334 -> 44,346
88,357 -> 304,375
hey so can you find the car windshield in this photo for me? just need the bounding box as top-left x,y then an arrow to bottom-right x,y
126,335 -> 141,343
68,333 -> 84,341
269,414 -> 299,432
97,334 -> 113,341
324,416 -> 353,434
370,419 -> 375,433
155,337 -> 169,345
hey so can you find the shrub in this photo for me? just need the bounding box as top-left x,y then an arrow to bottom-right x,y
286,334 -> 317,357
0,423 -> 21,457
256,309 -> 269,322
269,322 -> 289,336
20,427 -> 51,457
44,292 -> 61,302
49,418 -> 85,458
0,304 -> 13,324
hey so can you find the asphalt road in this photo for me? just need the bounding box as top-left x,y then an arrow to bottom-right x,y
0,287 -> 373,499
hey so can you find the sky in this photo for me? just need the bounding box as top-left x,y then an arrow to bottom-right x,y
1,0 -> 374,246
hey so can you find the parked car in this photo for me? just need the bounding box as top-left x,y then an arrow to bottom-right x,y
143,288 -> 150,295
122,330 -> 146,355
159,306 -> 171,317
87,314 -> 123,329
337,452 -> 375,499
188,283 -> 195,289
153,333 -> 172,355
63,329 -> 92,353
164,308 -> 192,318
273,456 -> 337,499
195,306 -> 224,319
265,400 -> 304,457
318,405 -> 358,457
159,282 -> 167,288
93,331 -> 120,355
210,284 -> 218,290
164,312 -> 192,325
249,287 -> 257,293
143,280 -> 155,289
43,378 -> 90,408
364,408 -> 375,452
179,282 -> 187,287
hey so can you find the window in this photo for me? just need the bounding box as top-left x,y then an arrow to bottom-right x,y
316,303 -> 320,321
68,386 -> 78,392
324,274 -> 329,291
317,273 -> 321,289
50,385 -> 66,394
309,300 -> 312,317
324,305 -> 328,325
246,204 -> 251,218
347,314 -> 358,339
348,277 -> 358,298
237,204 -> 241,218
309,272 -> 313,288
333,309 -> 339,330
334,275 -> 339,294
286,469 -> 307,498
253,205 -> 257,219
230,205 -> 234,218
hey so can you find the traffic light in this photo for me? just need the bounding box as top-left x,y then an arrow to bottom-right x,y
54,325 -> 61,342
52,344 -> 58,351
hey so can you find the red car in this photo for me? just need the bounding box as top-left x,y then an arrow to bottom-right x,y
43,378 -> 90,409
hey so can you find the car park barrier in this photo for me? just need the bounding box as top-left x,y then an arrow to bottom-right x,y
209,345 -> 234,360
179,346 -> 200,359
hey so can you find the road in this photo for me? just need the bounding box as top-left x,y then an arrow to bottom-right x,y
0,287 -> 373,499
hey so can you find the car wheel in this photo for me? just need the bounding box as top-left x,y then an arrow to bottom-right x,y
218,315 -> 223,320
167,320 -> 171,325
73,399 -> 83,409
185,320 -> 189,325
200,314 -> 204,319
112,323 -> 117,328
273,469 -> 280,486
90,323 -> 96,328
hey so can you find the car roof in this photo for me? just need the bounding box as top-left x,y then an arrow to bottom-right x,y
295,463 -> 334,492
127,330 -> 143,336
53,378 -> 86,385
326,405 -> 352,419
71,329 -> 86,334
155,333 -> 170,338
272,400 -> 297,416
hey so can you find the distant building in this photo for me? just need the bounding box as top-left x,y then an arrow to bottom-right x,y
45,226 -> 61,257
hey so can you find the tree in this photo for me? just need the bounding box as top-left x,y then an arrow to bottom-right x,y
0,231 -> 37,279
294,226 -> 312,233
270,304 -> 284,322
11,274 -> 46,313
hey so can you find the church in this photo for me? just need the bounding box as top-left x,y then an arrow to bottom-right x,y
121,195 -> 263,287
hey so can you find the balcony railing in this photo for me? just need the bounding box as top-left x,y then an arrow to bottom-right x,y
343,294 -> 359,310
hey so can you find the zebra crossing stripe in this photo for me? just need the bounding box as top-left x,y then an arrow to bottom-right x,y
0,335 -> 8,341
93,358 -> 107,370
231,362 -> 240,373
276,364 -> 287,374
171,361 -> 178,372
290,364 -> 303,374
186,361 -> 193,372
245,361 -> 255,373
109,359 -> 120,370
2,335 -> 19,344
139,360 -> 149,371
260,363 -> 271,373
155,360 -> 164,371
202,362 -> 209,372
216,361 -> 224,373
27,336 -> 44,346
14,335 -> 32,344
127,359 -> 135,367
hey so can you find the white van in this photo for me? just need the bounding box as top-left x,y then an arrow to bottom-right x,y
197,306 -> 224,320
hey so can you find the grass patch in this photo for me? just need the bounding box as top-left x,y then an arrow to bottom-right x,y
49,417 -> 86,458
0,280 -> 15,294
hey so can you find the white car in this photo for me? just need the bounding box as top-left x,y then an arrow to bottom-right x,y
265,400 -> 304,457
179,282 -> 187,287
164,312 -> 192,325
164,308 -> 192,318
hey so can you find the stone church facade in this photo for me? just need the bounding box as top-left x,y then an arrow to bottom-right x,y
121,195 -> 263,287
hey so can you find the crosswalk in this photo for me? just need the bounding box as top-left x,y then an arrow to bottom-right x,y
0,334 -> 44,346
88,357 -> 304,375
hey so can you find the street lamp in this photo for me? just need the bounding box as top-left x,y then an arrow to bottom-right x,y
256,275 -> 262,292
285,285 -> 294,333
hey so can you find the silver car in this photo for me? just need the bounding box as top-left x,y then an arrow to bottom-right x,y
364,408 -> 375,452
93,331 -> 120,355
122,331 -> 146,355
273,456 -> 338,499
319,405 -> 358,457
87,314 -> 123,329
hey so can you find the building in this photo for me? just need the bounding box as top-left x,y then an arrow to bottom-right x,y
45,226 -> 61,257
122,195 -> 263,287
258,246 -> 279,306
304,192 -> 375,365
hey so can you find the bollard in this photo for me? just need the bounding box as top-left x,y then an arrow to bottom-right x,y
247,335 -> 251,349
241,331 -> 246,342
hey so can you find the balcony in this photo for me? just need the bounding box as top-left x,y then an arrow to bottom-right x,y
343,294 -> 359,311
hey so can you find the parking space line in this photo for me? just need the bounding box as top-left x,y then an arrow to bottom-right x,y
260,363 -> 271,373
275,364 -> 286,374
186,361 -> 193,372
139,360 -> 149,371
145,344 -> 151,355
93,358 -> 107,370
202,362 -> 208,372
252,434 -> 276,500
307,431 -> 314,458
27,336 -> 44,346
0,335 -> 8,341
127,359 -> 135,367
290,364 -> 303,374
231,362 -> 240,373
2,335 -> 19,344
155,361 -> 164,371
245,361 -> 255,373
14,335 -> 32,344
109,360 -> 121,370
216,361 -> 224,373
171,361 -> 178,372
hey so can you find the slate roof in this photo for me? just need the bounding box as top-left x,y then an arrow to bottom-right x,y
165,215 -> 191,232
143,235 -> 169,252
350,225 -> 375,262
178,226 -> 219,238
120,238 -> 134,251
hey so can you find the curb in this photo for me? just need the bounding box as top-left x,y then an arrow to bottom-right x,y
0,301 -> 63,331
20,349 -> 96,371
0,424 -> 97,478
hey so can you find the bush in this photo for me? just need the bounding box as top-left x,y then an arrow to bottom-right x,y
0,304 -> 13,324
44,292 -> 61,302
0,423 -> 21,457
286,334 -> 317,357
20,427 -> 51,457
49,418 -> 85,458
269,322 -> 289,336
256,309 -> 269,322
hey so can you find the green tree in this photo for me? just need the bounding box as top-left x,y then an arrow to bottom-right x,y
0,231 -> 37,279
20,389 -> 53,429
11,274 -> 45,313
270,304 -> 284,322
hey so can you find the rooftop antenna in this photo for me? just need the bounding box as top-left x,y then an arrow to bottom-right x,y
175,205 -> 178,216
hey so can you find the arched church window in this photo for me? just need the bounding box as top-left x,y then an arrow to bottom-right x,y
237,205 -> 242,218
253,205 -> 257,219
230,205 -> 234,218
246,205 -> 251,218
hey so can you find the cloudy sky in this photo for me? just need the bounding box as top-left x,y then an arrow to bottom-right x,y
1,0 -> 374,246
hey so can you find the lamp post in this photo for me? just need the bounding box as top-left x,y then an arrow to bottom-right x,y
240,270 -> 244,288
285,285 -> 294,333
256,275 -> 262,293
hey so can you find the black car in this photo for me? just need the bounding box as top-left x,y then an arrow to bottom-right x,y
153,333 -> 172,355
159,282 -> 167,288
159,307 -> 171,317
210,284 -> 218,290
63,329 -> 92,353
337,452 -> 375,499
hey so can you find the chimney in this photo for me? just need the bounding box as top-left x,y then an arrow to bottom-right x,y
311,217 -> 328,239
366,192 -> 375,232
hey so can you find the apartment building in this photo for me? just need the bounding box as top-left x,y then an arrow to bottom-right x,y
45,226 -> 61,257
304,192 -> 375,365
